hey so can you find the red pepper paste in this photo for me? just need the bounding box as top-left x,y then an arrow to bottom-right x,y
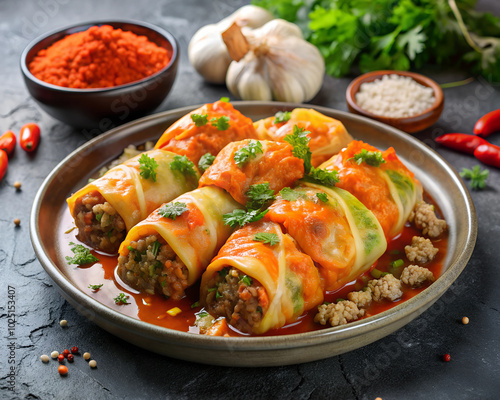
29,25 -> 170,89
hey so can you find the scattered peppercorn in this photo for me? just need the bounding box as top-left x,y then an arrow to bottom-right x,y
443,353 -> 451,362
89,360 -> 97,368
62,349 -> 70,358
67,354 -> 74,363
60,319 -> 68,327
462,316 -> 470,325
71,346 -> 78,354
58,365 -> 68,376
83,352 -> 91,360
51,351 -> 59,359
13,218 -> 20,226
40,354 -> 50,363
57,354 -> 65,363
13,181 -> 21,190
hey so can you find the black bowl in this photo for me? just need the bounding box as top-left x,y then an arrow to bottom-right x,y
20,20 -> 179,129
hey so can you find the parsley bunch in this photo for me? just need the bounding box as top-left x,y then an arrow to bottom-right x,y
460,165 -> 489,189
253,0 -> 500,82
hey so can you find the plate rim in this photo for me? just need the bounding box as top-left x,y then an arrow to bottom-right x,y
30,101 -> 477,359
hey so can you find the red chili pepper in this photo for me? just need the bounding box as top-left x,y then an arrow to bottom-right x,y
19,123 -> 40,152
435,133 -> 488,155
474,143 -> 500,168
0,130 -> 16,156
473,108 -> 500,137
0,150 -> 7,181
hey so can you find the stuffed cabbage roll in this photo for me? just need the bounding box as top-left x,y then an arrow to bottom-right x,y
155,100 -> 258,165
116,186 -> 242,300
67,149 -> 199,254
320,141 -> 423,239
266,184 -> 387,291
200,221 -> 324,334
253,108 -> 353,167
198,139 -> 304,205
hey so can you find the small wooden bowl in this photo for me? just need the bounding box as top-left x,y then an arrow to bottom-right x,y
346,70 -> 444,133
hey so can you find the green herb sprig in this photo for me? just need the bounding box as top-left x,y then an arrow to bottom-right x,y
234,140 -> 263,167
158,202 -> 188,220
138,153 -> 158,182
170,155 -> 197,176
460,165 -> 489,189
66,242 -> 99,265
350,149 -> 386,167
253,232 -> 280,246
198,153 -> 216,172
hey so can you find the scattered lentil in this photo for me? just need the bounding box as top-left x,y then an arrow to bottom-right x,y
13,181 -> 21,190
58,365 -> 68,375
59,319 -> 68,327
89,360 -> 97,368
443,353 -> 451,362
83,352 -> 91,360
462,316 -> 470,325
51,351 -> 59,359
67,354 -> 74,363
58,354 -> 65,363
40,354 -> 50,363
71,346 -> 79,354
14,218 -> 20,226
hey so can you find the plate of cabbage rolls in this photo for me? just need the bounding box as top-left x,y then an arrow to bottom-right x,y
31,101 -> 476,366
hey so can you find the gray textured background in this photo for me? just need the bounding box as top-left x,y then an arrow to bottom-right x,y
1,0 -> 499,399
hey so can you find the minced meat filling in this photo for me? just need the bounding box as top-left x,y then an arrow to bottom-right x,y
117,234 -> 189,301
204,267 -> 267,334
73,191 -> 126,254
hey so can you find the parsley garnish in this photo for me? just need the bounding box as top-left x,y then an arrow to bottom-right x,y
114,293 -> 129,305
88,284 -> 103,291
246,183 -> 275,210
279,187 -> 302,202
316,192 -> 329,203
191,113 -> 208,127
198,153 -> 216,172
223,208 -> 268,228
211,116 -> 230,130
66,242 -> 99,265
350,149 -> 386,167
274,111 -> 292,124
302,166 -> 339,187
170,155 -> 197,176
151,241 -> 161,258
127,245 -> 145,262
240,275 -> 253,286
460,165 -> 489,190
233,140 -> 263,167
284,125 -> 312,173
253,232 -> 280,246
158,202 -> 188,220
138,153 -> 158,182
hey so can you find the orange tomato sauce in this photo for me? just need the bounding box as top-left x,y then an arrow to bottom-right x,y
59,193 -> 446,337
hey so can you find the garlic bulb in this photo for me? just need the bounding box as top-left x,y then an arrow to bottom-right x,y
188,5 -> 274,84
225,19 -> 325,103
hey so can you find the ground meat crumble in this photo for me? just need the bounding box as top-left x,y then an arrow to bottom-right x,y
367,274 -> 403,302
409,201 -> 447,238
314,300 -> 365,327
400,265 -> 435,287
347,288 -> 373,308
405,236 -> 438,264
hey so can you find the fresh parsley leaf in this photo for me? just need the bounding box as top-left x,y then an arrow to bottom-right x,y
114,293 -> 129,304
211,116 -> 230,130
284,125 -> 312,173
253,232 -> 280,246
223,208 -> 268,228
138,153 -> 158,182
127,245 -> 145,262
158,202 -> 188,220
66,242 -> 99,265
191,113 -> 208,127
170,155 -> 197,176
303,167 -> 339,187
246,183 -> 275,210
151,241 -> 161,258
233,140 -> 263,167
198,153 -> 216,172
350,149 -> 386,167
279,187 -> 302,202
274,111 -> 292,124
460,165 -> 489,190
316,192 -> 329,203
88,284 -> 103,291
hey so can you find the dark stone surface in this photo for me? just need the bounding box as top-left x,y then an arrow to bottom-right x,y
1,1 -> 499,399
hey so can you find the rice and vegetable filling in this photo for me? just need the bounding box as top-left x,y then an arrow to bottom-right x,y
117,234 -> 189,301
